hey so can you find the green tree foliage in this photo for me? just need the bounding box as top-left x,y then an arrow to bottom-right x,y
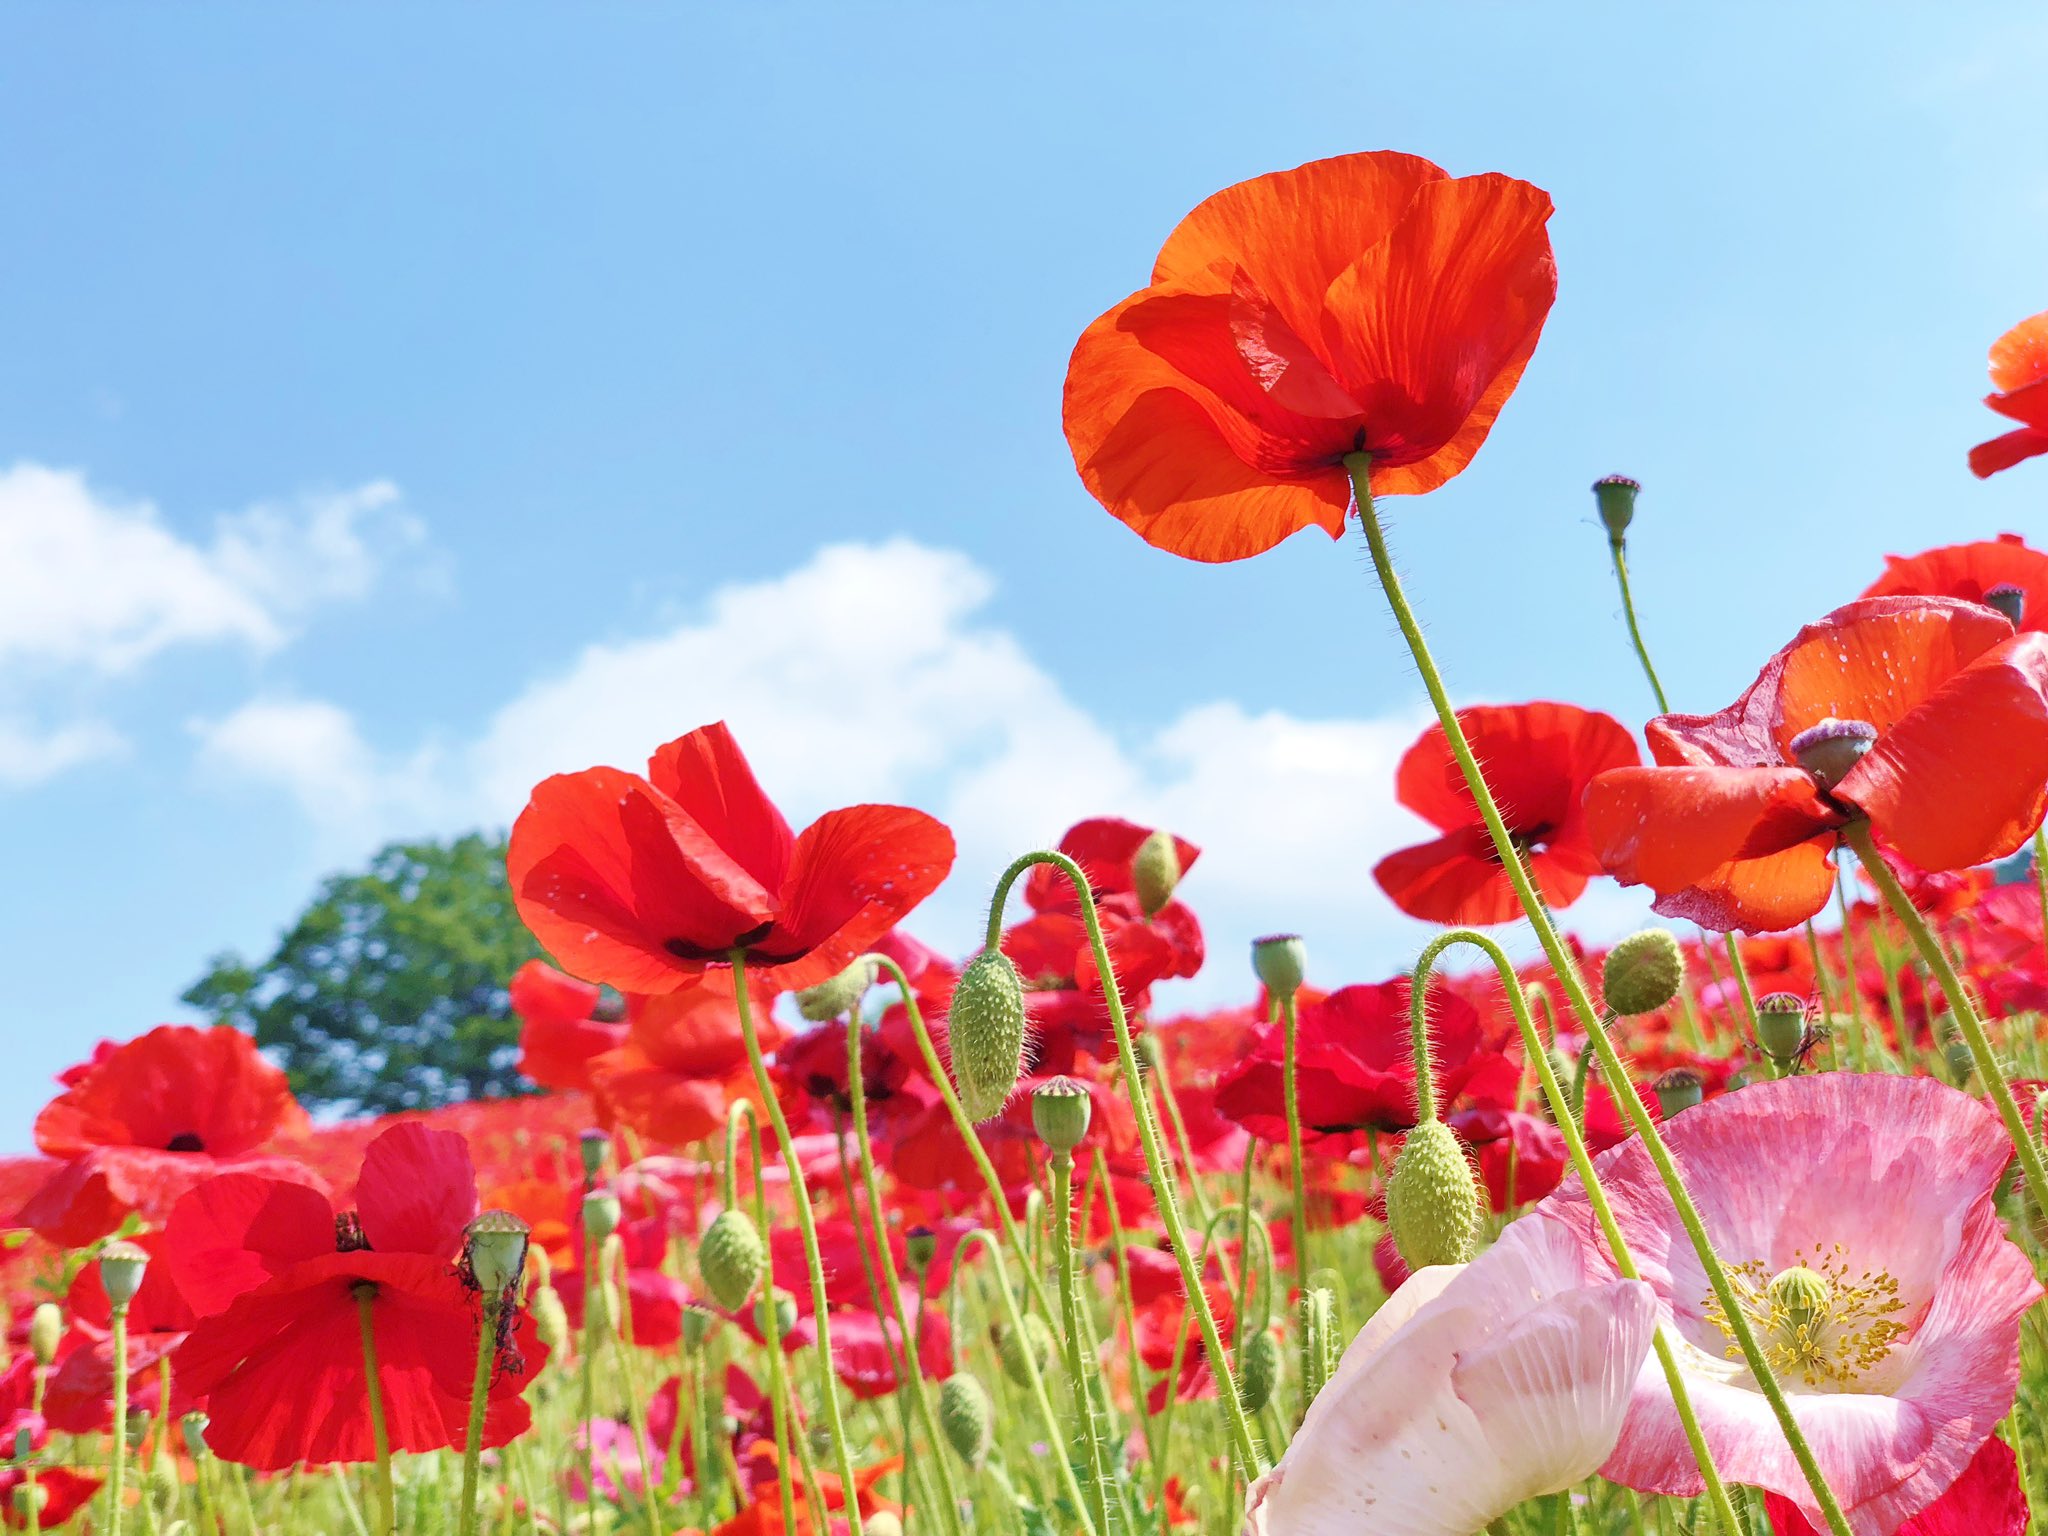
183,833 -> 543,1113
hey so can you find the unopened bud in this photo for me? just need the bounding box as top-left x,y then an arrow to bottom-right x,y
1030,1076 -> 1092,1153
1299,1286 -> 1339,1405
762,1286 -> 798,1342
797,958 -> 877,1023
578,1128 -> 611,1181
1592,474 -> 1639,539
1385,1119 -> 1479,1271
905,1226 -> 937,1275
465,1210 -> 532,1295
29,1303 -> 61,1367
993,1313 -> 1055,1388
532,1284 -> 571,1356
681,1303 -> 715,1349
1603,930 -> 1685,1016
181,1413 -> 210,1460
698,1209 -> 767,1312
1754,994 -> 1810,1063
1654,1068 -> 1704,1119
1131,830 -> 1182,917
97,1240 -> 149,1310
1984,583 -> 2027,628
1251,934 -> 1308,1002
1236,1328 -> 1281,1413
937,1372 -> 994,1469
581,1188 -> 621,1240
10,1427 -> 28,1464
947,950 -> 1029,1123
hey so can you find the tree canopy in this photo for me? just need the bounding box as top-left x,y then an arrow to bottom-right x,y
183,833 -> 543,1113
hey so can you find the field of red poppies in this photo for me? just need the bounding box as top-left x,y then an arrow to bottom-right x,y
5,151 -> 2048,1536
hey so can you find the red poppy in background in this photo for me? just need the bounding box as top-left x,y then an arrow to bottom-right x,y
0,1468 -> 99,1530
1374,702 -> 1640,925
1023,817 -> 1200,913
44,1230 -> 201,1434
586,973 -> 775,1145
509,721 -> 955,995
1762,1435 -> 2026,1536
19,1024 -> 318,1247
1063,151 -> 1556,562
166,1122 -> 544,1470
1586,596 -> 2048,931
1863,533 -> 2048,631
1969,310 -> 2048,478
509,960 -> 628,1093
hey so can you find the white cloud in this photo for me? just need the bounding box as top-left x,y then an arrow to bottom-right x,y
194,537 -> 1652,994
0,717 -> 127,788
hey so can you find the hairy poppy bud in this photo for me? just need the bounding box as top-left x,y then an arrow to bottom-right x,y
1789,717 -> 1878,790
578,1128 -> 611,1181
1754,993 -> 1810,1064
582,1189 -> 622,1239
466,1209 -> 532,1296
180,1413 -> 210,1460
681,1303 -> 714,1349
1603,929 -> 1685,1016
1031,1076 -> 1092,1153
948,950 -> 1029,1123
937,1372 -> 994,1469
1654,1067 -> 1704,1118
1251,934 -> 1308,1002
1236,1327 -> 1282,1413
1592,474 -> 1639,539
97,1240 -> 149,1310
1984,583 -> 2027,628
1132,830 -> 1182,917
994,1313 -> 1055,1388
698,1209 -> 767,1312
905,1226 -> 937,1275
532,1283 -> 571,1356
1299,1286 -> 1339,1405
1386,1119 -> 1479,1270
763,1287 -> 798,1342
797,958 -> 877,1023
29,1302 -> 61,1367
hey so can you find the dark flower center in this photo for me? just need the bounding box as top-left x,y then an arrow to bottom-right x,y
666,920 -> 776,962
335,1210 -> 371,1253
165,1132 -> 205,1153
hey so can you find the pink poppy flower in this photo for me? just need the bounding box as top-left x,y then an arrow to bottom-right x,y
1763,1437 -> 2028,1536
1539,1073 -> 2041,1536
1243,1215 -> 1655,1535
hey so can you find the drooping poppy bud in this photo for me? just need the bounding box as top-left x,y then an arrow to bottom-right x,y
1251,934 -> 1308,1002
1654,1067 -> 1704,1118
1386,1119 -> 1479,1270
29,1301 -> 61,1366
1592,475 -> 1639,539
1237,1327 -> 1282,1413
994,1313 -> 1055,1389
937,1372 -> 994,1469
1603,929 -> 1684,1016
947,950 -> 1029,1123
698,1209 -> 767,1312
1031,1076 -> 1093,1153
465,1209 -> 532,1296
797,958 -> 878,1023
1754,994 -> 1810,1065
1131,830 -> 1182,917
97,1240 -> 149,1310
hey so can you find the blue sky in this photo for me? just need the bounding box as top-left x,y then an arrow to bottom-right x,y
2,5 -> 2044,1149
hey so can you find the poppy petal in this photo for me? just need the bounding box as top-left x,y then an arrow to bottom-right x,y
1862,534 -> 2048,631
1374,827 -> 1521,926
1988,310 -> 2048,395
1969,426 -> 2048,479
355,1123 -> 479,1260
645,722 -> 796,895
164,1171 -> 337,1317
1646,831 -> 1840,934
1586,765 -> 1836,896
1769,598 -> 2015,754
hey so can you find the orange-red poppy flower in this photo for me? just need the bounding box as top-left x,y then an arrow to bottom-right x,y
508,721 -> 955,994
1862,532 -> 2048,631
1374,702 -> 1640,925
509,959 -> 628,1093
1969,310 -> 2048,478
585,972 -> 777,1146
1063,151 -> 1556,562
1586,596 -> 2048,932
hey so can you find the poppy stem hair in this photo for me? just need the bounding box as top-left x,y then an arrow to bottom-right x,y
1412,928 -> 1744,1533
1347,452 -> 1856,1536
983,850 -> 1268,1479
1843,821 -> 2048,1230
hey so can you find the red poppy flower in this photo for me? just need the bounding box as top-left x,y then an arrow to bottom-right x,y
165,1122 -> 545,1470
1374,702 -> 1640,925
1969,310 -> 2048,479
509,960 -> 628,1094
19,1024 -> 318,1247
1863,533 -> 2048,631
1063,151 -> 1557,562
0,1468 -> 100,1530
1762,1435 -> 2026,1536
44,1230 -> 201,1434
508,720 -> 955,995
1023,817 -> 1200,914
585,972 -> 775,1146
1586,596 -> 2048,932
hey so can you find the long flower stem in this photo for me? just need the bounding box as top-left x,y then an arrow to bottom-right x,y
727,951 -> 871,1515
1051,1150 -> 1117,1535
985,850 -> 1266,1477
1279,993 -> 1311,1289
1845,821 -> 2048,1217
1608,534 -> 1671,713
728,1101 -> 799,1536
457,1296 -> 501,1536
1414,930 -> 1739,1533
1347,454 -> 1851,1536
352,1286 -> 398,1536
108,1304 -> 129,1536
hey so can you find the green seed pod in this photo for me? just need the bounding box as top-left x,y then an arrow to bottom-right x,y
762,1287 -> 799,1342
1030,1076 -> 1092,1153
993,1313 -> 1055,1388
465,1209 -> 532,1295
29,1302 -> 61,1367
936,1372 -> 994,1469
578,1128 -> 611,1181
1653,1067 -> 1704,1119
97,1240 -> 150,1310
1592,474 -> 1639,539
582,1188 -> 622,1239
698,1209 -> 768,1312
797,957 -> 877,1023
1754,993 -> 1810,1064
948,950 -> 1029,1123
680,1303 -> 715,1350
1131,830 -> 1182,917
1984,583 -> 2027,628
1386,1119 -> 1479,1271
181,1413 -> 211,1461
1236,1328 -> 1282,1414
1251,934 -> 1307,1002
1603,929 -> 1685,1016
1298,1286 -> 1339,1405
904,1225 -> 937,1275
